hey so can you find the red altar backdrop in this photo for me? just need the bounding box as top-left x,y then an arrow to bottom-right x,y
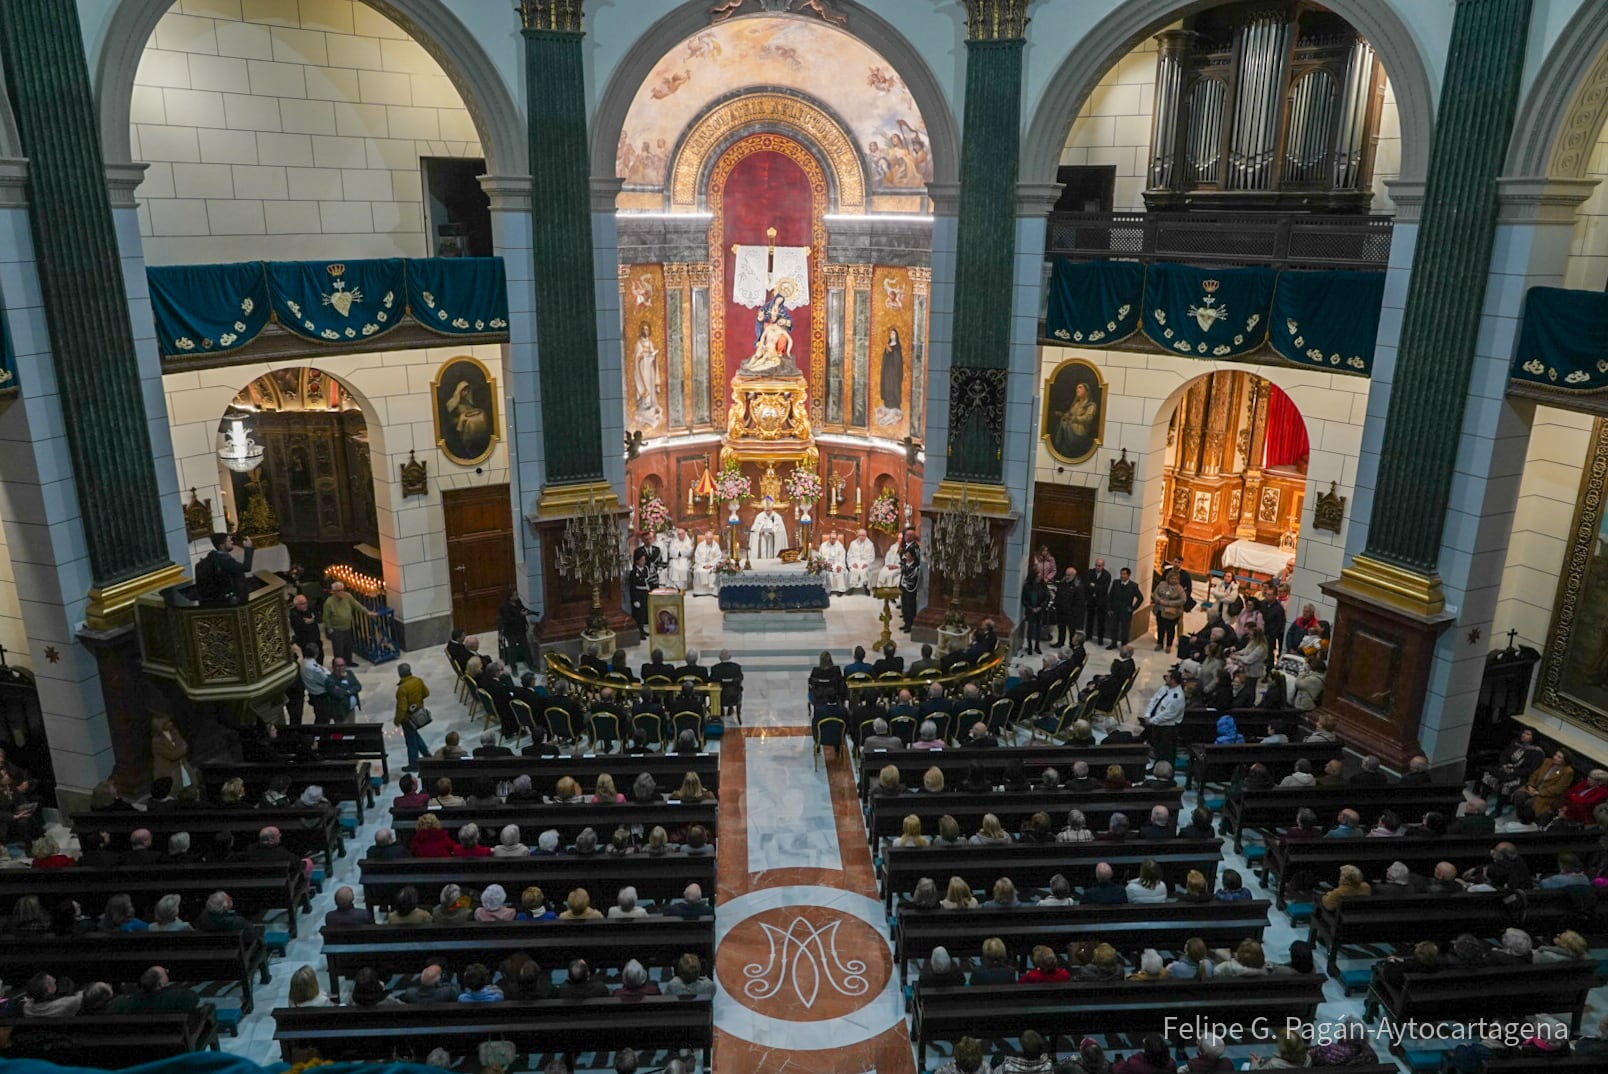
1262,383 -> 1310,471
720,150 -> 814,385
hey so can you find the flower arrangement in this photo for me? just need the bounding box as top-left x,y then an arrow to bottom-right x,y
636,493 -> 673,535
713,460 -> 752,505
715,557 -> 745,576
784,466 -> 822,505
803,551 -> 827,576
868,488 -> 900,533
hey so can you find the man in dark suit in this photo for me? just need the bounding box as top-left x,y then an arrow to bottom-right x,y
484,665 -> 518,732
195,532 -> 254,604
844,646 -> 874,677
514,671 -> 545,714
236,826 -> 300,865
672,681 -> 707,718
1079,863 -> 1128,905
1086,646 -> 1136,711
472,730 -> 513,758
888,688 -> 918,725
324,886 -> 373,927
907,643 -> 937,677
123,829 -> 163,867
445,629 -> 472,672
710,649 -> 744,719
1106,567 -> 1142,650
1053,566 -> 1083,649
917,682 -> 952,726
579,644 -> 608,677
289,593 -> 322,663
1348,755 -> 1391,787
967,619 -> 999,662
871,643 -> 903,677
940,645 -> 971,672
640,648 -> 676,682
679,650 -> 709,682
367,828 -> 410,860
1083,558 -> 1112,646
592,686 -> 627,721
543,679 -> 587,743
1139,805 -> 1175,840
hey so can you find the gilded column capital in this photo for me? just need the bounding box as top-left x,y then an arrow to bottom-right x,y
663,263 -> 690,289
962,0 -> 1030,41
847,264 -> 874,289
517,0 -> 583,33
822,264 -> 849,288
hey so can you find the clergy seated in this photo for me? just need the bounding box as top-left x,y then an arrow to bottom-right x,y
819,534 -> 848,594
875,542 -> 901,588
691,533 -> 723,597
666,529 -> 694,591
846,530 -> 877,592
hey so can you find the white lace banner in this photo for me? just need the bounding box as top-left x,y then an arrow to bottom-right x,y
731,245 -> 812,308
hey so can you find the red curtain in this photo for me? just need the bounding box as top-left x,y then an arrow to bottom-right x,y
1262,384 -> 1309,471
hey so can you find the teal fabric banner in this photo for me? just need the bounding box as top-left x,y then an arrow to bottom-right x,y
408,256 -> 510,335
148,260 -> 272,358
1269,269 -> 1385,376
1044,259 -> 1143,347
150,258 -> 510,358
1141,263 -> 1275,359
0,295 -> 18,397
266,258 -> 406,344
1511,285 -> 1608,391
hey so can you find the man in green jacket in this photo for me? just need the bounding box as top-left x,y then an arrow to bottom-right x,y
320,580 -> 373,665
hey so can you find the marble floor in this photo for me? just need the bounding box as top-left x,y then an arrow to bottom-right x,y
78,594 -> 1608,1072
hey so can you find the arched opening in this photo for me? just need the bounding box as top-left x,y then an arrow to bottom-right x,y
220,368 -> 379,579
612,12 -> 932,577
1153,371 -> 1308,589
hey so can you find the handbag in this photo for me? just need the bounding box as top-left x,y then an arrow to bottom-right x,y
405,704 -> 433,730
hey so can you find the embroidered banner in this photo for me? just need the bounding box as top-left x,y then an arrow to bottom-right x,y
1511,286 -> 1608,392
267,258 -> 406,344
150,258 -> 511,359
0,297 -> 17,398
1141,263 -> 1275,359
1044,260 -> 1143,347
1268,270 -> 1385,376
407,256 -> 510,336
148,261 -> 273,359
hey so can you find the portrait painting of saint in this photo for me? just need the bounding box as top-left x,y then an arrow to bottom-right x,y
432,355 -> 499,466
1041,358 -> 1105,465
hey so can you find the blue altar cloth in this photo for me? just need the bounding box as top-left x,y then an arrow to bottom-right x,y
718,571 -> 830,612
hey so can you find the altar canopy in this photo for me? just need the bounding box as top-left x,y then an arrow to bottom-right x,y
1044,260 -> 1383,376
1509,286 -> 1608,392
148,257 -> 510,359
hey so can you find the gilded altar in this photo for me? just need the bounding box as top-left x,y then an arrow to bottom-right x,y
726,375 -> 812,446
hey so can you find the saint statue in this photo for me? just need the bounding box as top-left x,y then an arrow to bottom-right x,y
738,279 -> 802,379
748,497 -> 789,561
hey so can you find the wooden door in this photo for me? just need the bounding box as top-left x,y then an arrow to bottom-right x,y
442,484 -> 515,633
1031,482 -> 1095,574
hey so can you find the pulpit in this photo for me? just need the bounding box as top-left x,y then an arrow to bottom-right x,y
648,589 -> 686,662
135,571 -> 297,702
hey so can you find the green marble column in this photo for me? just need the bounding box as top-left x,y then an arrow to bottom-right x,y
0,0 -> 180,625
1351,0 -> 1532,608
519,0 -> 605,490
946,0 -> 1029,485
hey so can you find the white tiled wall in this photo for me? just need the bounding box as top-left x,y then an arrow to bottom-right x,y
1492,405 -> 1593,653
161,342 -> 509,635
1060,35 -> 1401,214
1032,346 -> 1372,623
131,0 -> 482,265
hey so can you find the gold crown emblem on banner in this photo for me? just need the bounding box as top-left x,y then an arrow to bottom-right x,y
1202,279 -> 1221,294
326,263 -> 347,277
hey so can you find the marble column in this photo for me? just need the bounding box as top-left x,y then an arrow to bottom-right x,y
1319,0 -> 1535,766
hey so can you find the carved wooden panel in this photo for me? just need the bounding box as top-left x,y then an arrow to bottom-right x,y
1338,625 -> 1402,719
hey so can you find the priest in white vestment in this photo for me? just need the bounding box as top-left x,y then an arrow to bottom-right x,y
820,532 -> 848,595
692,532 -> 722,596
748,499 -> 788,561
846,528 -> 876,593
667,528 -> 694,590
875,542 -> 901,587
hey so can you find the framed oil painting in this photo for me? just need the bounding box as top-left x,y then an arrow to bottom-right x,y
1041,357 -> 1106,465
1537,417 -> 1608,734
432,355 -> 499,466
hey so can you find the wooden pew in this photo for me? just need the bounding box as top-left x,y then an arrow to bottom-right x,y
201,761 -> 375,823
893,899 -> 1270,985
0,860 -> 313,936
70,807 -> 344,872
1177,707 -> 1308,746
1372,962 -> 1602,1046
1263,830 -> 1606,909
911,976 -> 1326,1067
1186,740 -> 1344,793
856,745 -> 1151,801
416,752 -> 720,797
387,801 -> 718,843
357,852 -> 717,911
1311,889 -> 1606,978
1,928 -> 270,1013
1477,1059 -> 1606,1074
0,1009 -> 220,1064
272,996 -> 714,1067
1222,785 -> 1464,851
279,722 -> 392,783
320,917 -> 714,993
878,838 -> 1224,914
867,788 -> 1183,848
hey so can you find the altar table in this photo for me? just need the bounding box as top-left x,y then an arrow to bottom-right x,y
717,569 -> 830,613
1221,538 -> 1295,577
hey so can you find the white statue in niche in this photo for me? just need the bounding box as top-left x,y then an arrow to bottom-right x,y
631,320 -> 663,427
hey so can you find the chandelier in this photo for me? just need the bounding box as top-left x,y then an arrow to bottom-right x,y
218,415 -> 265,474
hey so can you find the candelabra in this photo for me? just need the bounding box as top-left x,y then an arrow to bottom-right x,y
555,492 -> 625,634
929,487 -> 997,631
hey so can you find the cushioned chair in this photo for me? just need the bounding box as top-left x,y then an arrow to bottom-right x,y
813,715 -> 847,771
588,711 -> 622,753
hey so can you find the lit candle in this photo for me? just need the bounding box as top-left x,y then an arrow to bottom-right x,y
856,485 -> 862,510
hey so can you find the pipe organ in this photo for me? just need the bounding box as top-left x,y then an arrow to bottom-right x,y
1146,2 -> 1386,213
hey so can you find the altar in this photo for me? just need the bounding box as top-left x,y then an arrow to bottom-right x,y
718,562 -> 830,630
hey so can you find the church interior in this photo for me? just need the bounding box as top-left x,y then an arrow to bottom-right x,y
4,0 -> 1608,1071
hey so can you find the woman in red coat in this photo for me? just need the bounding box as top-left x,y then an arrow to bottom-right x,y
408,813 -> 457,858
1560,769 -> 1608,824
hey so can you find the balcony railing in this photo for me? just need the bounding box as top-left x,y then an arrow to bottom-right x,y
1045,211 -> 1394,271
